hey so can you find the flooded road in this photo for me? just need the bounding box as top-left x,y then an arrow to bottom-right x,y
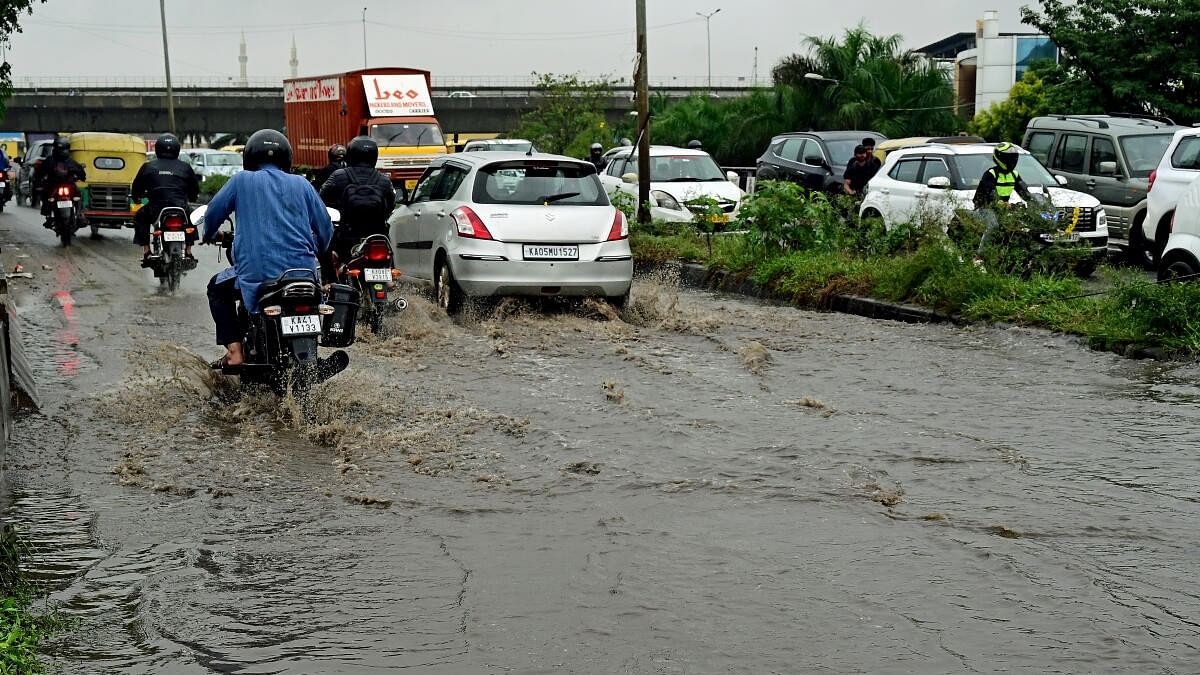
1,204 -> 1198,673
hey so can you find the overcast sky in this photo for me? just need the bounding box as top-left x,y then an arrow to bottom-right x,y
8,0 -> 1038,85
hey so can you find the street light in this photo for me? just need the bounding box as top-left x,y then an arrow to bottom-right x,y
804,72 -> 839,84
696,8 -> 720,89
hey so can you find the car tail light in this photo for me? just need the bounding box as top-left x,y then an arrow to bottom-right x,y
163,213 -> 186,230
451,206 -> 493,239
1148,169 -> 1157,193
606,209 -> 628,241
363,239 -> 391,262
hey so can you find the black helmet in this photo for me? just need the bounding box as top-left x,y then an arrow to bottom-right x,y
154,133 -> 181,160
687,139 -> 703,150
346,136 -> 378,167
328,144 -> 347,164
993,142 -> 1019,172
243,129 -> 292,171
52,136 -> 71,158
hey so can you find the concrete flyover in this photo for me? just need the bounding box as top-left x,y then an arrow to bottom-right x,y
2,84 -> 757,137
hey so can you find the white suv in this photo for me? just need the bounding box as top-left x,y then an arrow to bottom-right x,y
859,143 -> 1108,271
1157,173 -> 1200,279
1141,128 -> 1200,266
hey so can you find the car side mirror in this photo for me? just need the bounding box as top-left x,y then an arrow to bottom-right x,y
621,173 -> 638,184
1098,161 -> 1118,176
1055,175 -> 1069,186
803,155 -> 825,167
726,170 -> 739,184
926,176 -> 952,189
326,207 -> 341,224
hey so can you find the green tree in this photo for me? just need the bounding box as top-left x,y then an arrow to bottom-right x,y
968,63 -> 1104,142
511,72 -> 614,158
773,25 -> 963,137
1021,0 -> 1200,124
0,1 -> 47,120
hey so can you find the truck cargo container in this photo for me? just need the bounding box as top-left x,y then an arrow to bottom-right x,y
283,67 -> 447,194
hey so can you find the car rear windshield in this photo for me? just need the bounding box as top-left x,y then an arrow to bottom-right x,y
1120,134 -> 1173,177
208,153 -> 241,167
371,123 -> 445,148
480,142 -> 532,152
474,161 -> 608,206
954,153 -> 1058,188
614,155 -> 724,182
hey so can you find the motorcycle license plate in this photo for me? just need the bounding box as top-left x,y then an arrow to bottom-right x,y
56,200 -> 72,208
364,268 -> 391,282
0,182 -> 7,189
281,315 -> 322,336
162,231 -> 186,242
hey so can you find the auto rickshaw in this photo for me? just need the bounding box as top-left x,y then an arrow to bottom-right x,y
873,135 -> 986,163
69,132 -> 146,237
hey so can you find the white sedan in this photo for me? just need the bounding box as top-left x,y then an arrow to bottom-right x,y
387,152 -> 633,313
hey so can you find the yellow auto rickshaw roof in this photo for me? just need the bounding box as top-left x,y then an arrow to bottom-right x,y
68,132 -> 147,153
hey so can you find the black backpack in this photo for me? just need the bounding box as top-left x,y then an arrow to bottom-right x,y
339,169 -> 386,224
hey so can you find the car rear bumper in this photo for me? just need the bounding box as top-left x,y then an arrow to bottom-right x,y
450,239 -> 634,297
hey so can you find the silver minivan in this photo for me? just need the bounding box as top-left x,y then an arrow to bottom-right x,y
1023,114 -> 1182,265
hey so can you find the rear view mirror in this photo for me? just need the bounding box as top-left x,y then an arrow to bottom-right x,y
1098,161 -> 1118,176
726,170 -> 739,184
621,173 -> 638,184
326,207 -> 341,224
926,176 -> 952,189
803,155 -> 826,167
189,204 -> 207,227
1055,175 -> 1069,186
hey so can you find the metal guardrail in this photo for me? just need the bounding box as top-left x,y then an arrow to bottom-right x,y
12,74 -> 765,90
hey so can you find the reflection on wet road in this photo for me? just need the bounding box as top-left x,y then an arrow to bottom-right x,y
1,205 -> 1198,673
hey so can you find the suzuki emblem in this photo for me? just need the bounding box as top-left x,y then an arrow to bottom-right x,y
545,212 -> 556,222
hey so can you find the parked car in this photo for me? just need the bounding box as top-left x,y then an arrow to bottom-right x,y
1158,173 -> 1200,280
1023,114 -> 1182,266
446,91 -> 477,99
16,139 -> 53,208
755,130 -> 887,193
599,145 -> 744,223
461,138 -> 536,153
1140,127 -> 1200,269
387,152 -> 633,313
182,149 -> 243,180
859,142 -> 1109,276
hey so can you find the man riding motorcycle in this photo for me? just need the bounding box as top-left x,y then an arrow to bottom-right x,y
318,136 -> 394,278
312,143 -> 347,191
203,129 -> 333,369
132,133 -> 200,262
972,141 -> 1038,263
34,137 -> 86,228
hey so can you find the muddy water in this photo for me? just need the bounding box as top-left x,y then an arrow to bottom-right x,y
1,207 -> 1198,673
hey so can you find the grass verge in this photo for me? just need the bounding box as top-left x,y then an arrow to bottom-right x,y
0,524 -> 65,674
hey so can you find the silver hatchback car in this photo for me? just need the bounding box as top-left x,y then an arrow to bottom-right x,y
387,152 -> 633,313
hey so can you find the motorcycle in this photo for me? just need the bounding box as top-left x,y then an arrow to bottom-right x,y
0,172 -> 11,213
147,206 -> 198,292
49,182 -> 83,247
335,234 -> 407,334
194,206 -> 358,394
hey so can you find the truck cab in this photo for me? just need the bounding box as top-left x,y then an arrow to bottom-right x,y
364,116 -> 447,193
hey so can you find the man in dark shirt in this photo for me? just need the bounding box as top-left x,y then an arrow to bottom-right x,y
842,145 -> 877,196
862,137 -> 882,172
131,133 -> 201,260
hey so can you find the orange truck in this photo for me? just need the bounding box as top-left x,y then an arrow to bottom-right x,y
283,67 -> 448,193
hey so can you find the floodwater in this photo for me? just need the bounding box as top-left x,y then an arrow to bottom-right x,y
1,206 -> 1198,674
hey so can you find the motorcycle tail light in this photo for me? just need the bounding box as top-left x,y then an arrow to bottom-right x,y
364,239 -> 391,262
263,305 -> 283,316
163,214 -> 186,230
293,305 -> 311,314
57,186 -> 71,197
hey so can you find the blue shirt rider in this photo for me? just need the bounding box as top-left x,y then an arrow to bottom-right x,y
203,129 -> 332,369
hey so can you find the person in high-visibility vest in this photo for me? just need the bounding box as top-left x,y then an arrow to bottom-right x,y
973,142 -> 1038,264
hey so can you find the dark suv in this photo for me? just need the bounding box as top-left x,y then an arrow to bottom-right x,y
755,131 -> 886,193
1022,114 -> 1183,265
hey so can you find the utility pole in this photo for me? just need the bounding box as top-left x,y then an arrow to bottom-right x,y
361,7 -> 368,68
696,8 -> 720,89
753,46 -> 758,86
158,0 -> 176,134
635,0 -> 650,225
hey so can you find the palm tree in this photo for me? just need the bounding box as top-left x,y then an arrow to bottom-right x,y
773,25 -> 961,137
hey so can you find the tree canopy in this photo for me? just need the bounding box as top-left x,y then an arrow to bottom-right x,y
0,1 -> 46,119
510,73 -> 612,159
968,63 -> 1104,142
1021,0 -> 1200,124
